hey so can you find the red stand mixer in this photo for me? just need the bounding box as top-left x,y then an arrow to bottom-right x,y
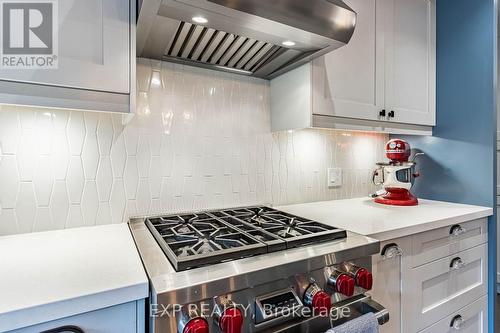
372,139 -> 422,206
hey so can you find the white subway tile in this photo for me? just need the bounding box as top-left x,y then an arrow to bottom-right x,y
96,156 -> 113,202
124,156 -> 139,200
81,181 -> 98,226
67,157 -> 85,204
52,131 -> 70,180
137,135 -> 151,178
82,132 -> 99,180
0,209 -> 18,236
16,183 -> 36,233
0,107 -> 20,154
34,111 -> 53,155
67,112 -> 86,156
0,156 -> 19,209
17,130 -> 36,181
97,113 -> 114,156
96,202 -> 112,225
33,156 -> 54,206
50,181 -> 69,229
34,207 -> 53,232
67,205 -> 84,229
110,179 -> 126,224
110,133 -> 127,178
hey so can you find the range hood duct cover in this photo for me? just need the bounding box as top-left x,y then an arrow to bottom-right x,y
137,0 -> 357,79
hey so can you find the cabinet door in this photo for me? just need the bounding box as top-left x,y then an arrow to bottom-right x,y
0,0 -> 130,94
312,0 -> 384,121
383,0 -> 436,125
369,238 -> 410,333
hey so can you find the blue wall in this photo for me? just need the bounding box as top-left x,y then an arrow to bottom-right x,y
400,0 -> 497,329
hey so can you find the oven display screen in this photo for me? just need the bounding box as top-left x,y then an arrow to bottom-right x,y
255,289 -> 303,324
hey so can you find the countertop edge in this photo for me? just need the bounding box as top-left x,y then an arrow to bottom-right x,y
368,208 -> 493,241
0,281 -> 149,332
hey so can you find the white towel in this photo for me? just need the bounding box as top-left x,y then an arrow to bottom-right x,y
326,313 -> 379,333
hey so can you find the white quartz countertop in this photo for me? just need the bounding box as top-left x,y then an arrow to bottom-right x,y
277,197 -> 493,241
0,224 -> 149,332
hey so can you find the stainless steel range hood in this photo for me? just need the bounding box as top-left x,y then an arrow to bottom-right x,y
137,0 -> 356,79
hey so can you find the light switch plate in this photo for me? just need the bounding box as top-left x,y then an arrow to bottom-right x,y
327,168 -> 342,187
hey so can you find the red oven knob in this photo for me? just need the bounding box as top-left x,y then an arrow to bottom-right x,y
355,268 -> 373,290
183,318 -> 209,333
311,291 -> 332,315
219,307 -> 244,333
340,263 -> 374,291
336,274 -> 355,297
304,284 -> 332,316
328,269 -> 355,297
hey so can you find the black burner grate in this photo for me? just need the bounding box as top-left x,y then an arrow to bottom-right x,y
146,206 -> 347,271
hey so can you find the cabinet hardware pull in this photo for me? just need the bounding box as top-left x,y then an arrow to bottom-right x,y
450,315 -> 464,330
450,257 -> 465,270
450,225 -> 466,237
381,243 -> 402,259
40,325 -> 84,333
379,109 -> 386,117
388,110 -> 395,118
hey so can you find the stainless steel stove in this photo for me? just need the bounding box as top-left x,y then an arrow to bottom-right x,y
130,206 -> 389,333
146,207 -> 347,271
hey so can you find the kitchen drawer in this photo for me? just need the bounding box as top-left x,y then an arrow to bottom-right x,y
7,301 -> 138,333
411,218 -> 487,268
403,243 -> 487,332
418,296 -> 487,333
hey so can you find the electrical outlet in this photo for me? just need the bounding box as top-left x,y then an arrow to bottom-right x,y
327,168 -> 342,187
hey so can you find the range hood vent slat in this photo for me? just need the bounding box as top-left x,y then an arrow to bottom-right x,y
199,31 -> 226,63
218,36 -> 247,66
191,28 -> 216,61
242,43 -> 274,71
209,33 -> 235,64
249,45 -> 283,73
168,22 -> 191,57
236,40 -> 265,69
227,38 -> 257,68
182,25 -> 206,59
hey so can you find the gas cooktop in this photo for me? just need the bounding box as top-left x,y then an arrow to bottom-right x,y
146,206 -> 347,271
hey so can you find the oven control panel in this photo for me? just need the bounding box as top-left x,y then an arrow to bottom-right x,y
254,288 -> 303,325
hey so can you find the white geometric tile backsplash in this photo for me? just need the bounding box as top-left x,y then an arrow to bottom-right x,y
0,59 -> 388,235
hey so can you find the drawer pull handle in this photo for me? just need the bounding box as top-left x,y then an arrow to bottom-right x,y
450,315 -> 464,330
450,225 -> 466,237
450,257 -> 465,270
381,243 -> 403,259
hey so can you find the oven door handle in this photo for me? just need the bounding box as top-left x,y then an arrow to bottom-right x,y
361,297 -> 390,325
330,294 -> 389,327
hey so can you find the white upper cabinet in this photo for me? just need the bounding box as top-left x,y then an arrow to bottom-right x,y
383,0 -> 436,125
271,0 -> 436,133
312,0 -> 384,121
0,0 -> 134,113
